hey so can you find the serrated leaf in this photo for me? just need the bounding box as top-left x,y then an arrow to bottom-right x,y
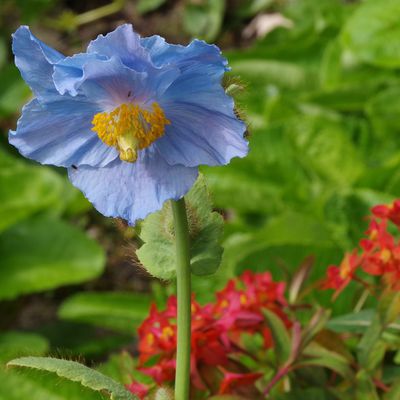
150,386 -> 174,400
0,216 -> 105,300
263,309 -> 291,364
7,357 -> 137,400
59,291 -> 150,334
137,175 -> 223,279
0,367 -> 102,400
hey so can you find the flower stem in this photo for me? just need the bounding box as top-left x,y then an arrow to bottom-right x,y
171,198 -> 191,400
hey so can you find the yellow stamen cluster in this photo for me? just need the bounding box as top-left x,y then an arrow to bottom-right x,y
92,102 -> 170,162
339,256 -> 351,279
380,248 -> 392,263
161,326 -> 174,340
146,333 -> 154,346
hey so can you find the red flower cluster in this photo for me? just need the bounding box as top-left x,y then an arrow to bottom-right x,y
322,200 -> 400,296
128,270 -> 290,398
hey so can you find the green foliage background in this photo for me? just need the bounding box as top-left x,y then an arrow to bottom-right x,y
1,0 -> 400,398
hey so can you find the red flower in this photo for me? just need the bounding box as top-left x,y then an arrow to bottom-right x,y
323,199 -> 400,296
359,219 -> 400,287
126,382 -> 149,399
139,359 -> 176,384
219,371 -> 263,394
214,271 -> 290,347
132,270 -> 291,395
321,252 -> 360,296
372,200 -> 400,226
137,295 -> 232,388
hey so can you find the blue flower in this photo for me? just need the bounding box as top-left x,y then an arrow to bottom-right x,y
10,24 -> 248,224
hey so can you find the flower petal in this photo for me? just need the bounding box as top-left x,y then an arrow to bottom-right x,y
141,35 -> 228,72
68,151 -> 198,225
162,61 -> 231,111
9,98 -> 118,168
56,55 -> 179,109
155,101 -> 248,167
12,26 -> 64,98
87,24 -> 152,71
148,44 -> 247,167
53,52 -> 107,96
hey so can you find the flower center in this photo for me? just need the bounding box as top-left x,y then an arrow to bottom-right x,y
91,102 -> 170,163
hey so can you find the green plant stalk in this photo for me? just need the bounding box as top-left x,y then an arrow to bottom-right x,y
171,198 -> 191,400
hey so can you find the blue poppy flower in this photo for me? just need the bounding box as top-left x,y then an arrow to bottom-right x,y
10,24 -> 248,224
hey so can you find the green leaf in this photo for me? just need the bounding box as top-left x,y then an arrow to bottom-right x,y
288,256 -> 313,304
221,212 -> 337,276
378,291 -> 400,325
228,59 -> 311,90
301,309 -> 331,350
357,313 -> 385,371
204,166 -> 282,214
234,0 -> 274,18
263,309 -> 291,364
299,343 -> 353,378
98,352 -> 151,387
0,150 -> 64,233
274,388 -> 337,400
354,292 -> 400,370
342,0 -> 400,68
384,379 -> 400,400
7,357 -> 137,400
0,216 -> 105,300
366,87 -> 400,138
0,65 -> 31,117
327,309 -> 400,336
0,332 -> 49,364
355,370 -> 379,400
327,310 -> 375,333
59,291 -> 150,334
14,0 -> 57,23
137,0 -> 166,14
36,321 -> 131,358
0,39 -> 6,70
137,175 -> 224,279
183,0 -> 225,41
319,39 -> 343,90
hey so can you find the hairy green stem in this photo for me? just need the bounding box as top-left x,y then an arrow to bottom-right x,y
171,198 -> 191,400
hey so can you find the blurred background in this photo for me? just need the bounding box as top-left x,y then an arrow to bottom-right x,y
1,0 -> 400,398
